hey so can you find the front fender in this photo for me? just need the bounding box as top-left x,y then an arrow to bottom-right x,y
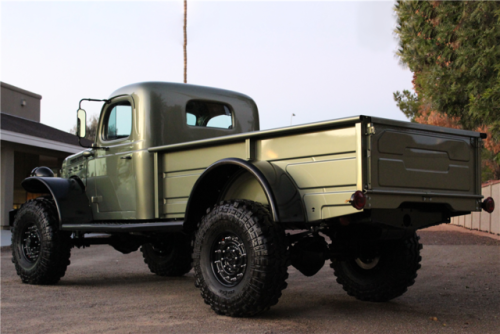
21,177 -> 93,226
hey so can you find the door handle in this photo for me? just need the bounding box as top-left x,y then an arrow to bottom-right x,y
120,155 -> 132,160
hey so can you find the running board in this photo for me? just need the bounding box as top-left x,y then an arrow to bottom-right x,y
61,221 -> 184,233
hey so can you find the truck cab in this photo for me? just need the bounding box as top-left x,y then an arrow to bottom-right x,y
63,82 -> 259,221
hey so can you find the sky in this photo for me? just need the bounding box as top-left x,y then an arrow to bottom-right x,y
1,0 -> 414,133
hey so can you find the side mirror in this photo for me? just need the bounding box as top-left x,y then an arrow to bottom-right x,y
77,109 -> 87,138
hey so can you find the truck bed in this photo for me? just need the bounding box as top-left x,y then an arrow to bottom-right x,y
149,115 -> 483,225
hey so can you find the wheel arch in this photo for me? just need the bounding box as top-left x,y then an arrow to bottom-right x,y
183,158 -> 306,232
21,176 -> 93,227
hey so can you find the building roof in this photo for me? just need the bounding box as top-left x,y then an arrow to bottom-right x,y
1,82 -> 42,100
1,112 -> 92,147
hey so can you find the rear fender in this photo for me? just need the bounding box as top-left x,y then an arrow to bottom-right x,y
183,158 -> 305,232
21,177 -> 93,227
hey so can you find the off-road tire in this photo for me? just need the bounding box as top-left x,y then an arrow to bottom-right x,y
331,233 -> 422,302
141,233 -> 193,277
193,200 -> 289,317
11,198 -> 72,285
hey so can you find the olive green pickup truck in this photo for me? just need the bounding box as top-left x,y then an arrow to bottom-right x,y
11,82 -> 495,316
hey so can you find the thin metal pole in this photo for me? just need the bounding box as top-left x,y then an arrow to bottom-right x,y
290,113 -> 296,125
183,0 -> 187,83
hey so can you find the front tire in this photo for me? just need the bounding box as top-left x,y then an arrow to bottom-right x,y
331,233 -> 422,302
141,233 -> 192,277
11,198 -> 72,285
193,200 -> 289,317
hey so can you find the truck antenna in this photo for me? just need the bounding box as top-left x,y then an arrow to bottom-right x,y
183,0 -> 188,84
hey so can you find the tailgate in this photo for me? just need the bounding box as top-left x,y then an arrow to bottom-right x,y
365,117 -> 483,212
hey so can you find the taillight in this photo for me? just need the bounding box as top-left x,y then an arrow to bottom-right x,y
349,191 -> 366,210
482,197 -> 495,213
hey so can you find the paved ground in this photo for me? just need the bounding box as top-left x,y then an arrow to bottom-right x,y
2,225 -> 499,334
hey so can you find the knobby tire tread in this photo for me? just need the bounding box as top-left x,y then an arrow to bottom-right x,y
331,233 -> 422,302
141,235 -> 193,277
11,198 -> 72,285
193,200 -> 289,317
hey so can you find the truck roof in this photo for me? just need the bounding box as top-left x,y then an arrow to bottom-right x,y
109,82 -> 256,104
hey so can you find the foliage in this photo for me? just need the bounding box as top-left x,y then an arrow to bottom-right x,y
413,107 -> 461,130
394,0 -> 500,180
69,114 -> 98,142
393,89 -> 420,121
394,0 -> 500,132
478,125 -> 500,181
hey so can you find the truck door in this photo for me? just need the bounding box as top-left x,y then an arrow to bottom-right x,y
88,97 -> 137,220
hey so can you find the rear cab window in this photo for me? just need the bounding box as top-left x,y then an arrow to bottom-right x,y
186,100 -> 233,129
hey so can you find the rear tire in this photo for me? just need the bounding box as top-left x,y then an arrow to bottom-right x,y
331,233 -> 422,302
193,200 -> 289,317
141,233 -> 192,277
11,198 -> 72,285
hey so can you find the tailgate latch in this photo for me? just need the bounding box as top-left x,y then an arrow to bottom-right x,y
366,123 -> 376,135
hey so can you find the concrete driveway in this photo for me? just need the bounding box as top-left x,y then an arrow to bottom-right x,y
2,225 -> 499,334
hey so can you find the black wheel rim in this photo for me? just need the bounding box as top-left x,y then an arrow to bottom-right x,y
210,233 -> 247,287
151,242 -> 174,257
355,257 -> 380,270
21,224 -> 41,263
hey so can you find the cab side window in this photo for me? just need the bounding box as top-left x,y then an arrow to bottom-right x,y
186,100 -> 233,129
104,102 -> 132,140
